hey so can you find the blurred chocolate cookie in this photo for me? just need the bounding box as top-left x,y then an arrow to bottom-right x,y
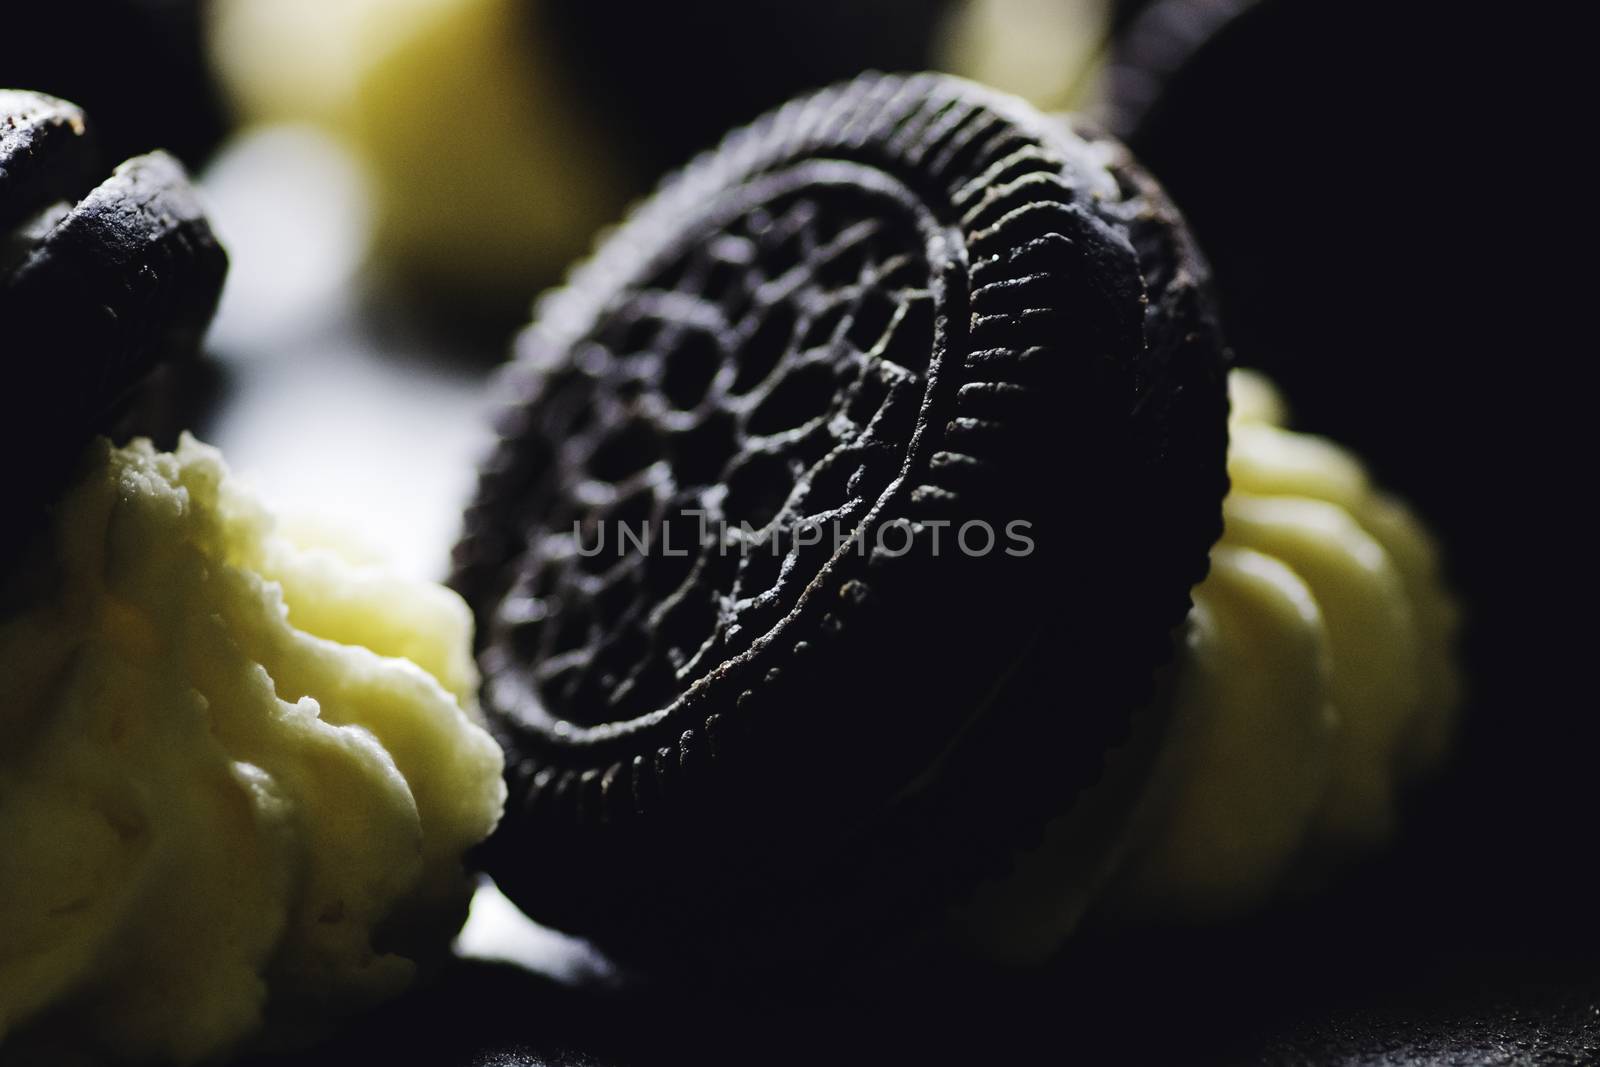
1102,0 -> 1582,945
1103,0 -> 1475,502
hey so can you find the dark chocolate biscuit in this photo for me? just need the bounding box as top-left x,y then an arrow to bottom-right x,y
1101,0 -> 1258,139
2,91 -> 228,553
453,73 -> 1229,966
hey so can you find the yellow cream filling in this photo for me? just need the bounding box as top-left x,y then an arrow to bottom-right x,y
961,370 -> 1460,960
0,437 -> 505,1064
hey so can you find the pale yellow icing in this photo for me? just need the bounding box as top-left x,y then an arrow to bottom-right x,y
961,370 -> 1460,958
0,437 -> 505,1063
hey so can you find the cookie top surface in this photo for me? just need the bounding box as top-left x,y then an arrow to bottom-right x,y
453,72 -> 1228,957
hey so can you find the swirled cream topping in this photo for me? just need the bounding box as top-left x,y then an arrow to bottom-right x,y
0,436 -> 504,1064
961,370 -> 1460,960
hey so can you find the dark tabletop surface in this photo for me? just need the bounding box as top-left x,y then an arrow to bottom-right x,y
236,888 -> 1600,1066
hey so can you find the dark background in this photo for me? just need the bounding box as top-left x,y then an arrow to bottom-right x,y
5,0 -> 1581,1063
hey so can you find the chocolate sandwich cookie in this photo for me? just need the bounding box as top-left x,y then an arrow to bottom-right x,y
453,72 -> 1230,966
1,90 -> 228,552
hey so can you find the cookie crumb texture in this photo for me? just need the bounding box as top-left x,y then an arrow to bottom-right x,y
0,438 -> 505,1064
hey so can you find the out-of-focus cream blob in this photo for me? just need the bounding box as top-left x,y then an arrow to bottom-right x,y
0,437 -> 504,1064
937,0 -> 1112,111
1117,544 -> 1338,916
1113,370 -> 1460,916
208,0 -> 628,302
